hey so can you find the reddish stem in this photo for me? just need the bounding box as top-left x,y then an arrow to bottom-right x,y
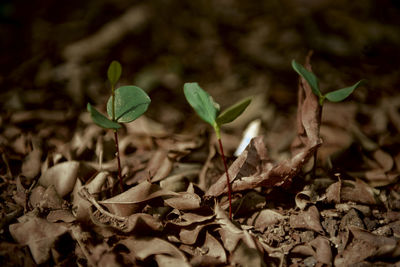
312,104 -> 323,179
217,138 -> 232,219
114,130 -> 124,192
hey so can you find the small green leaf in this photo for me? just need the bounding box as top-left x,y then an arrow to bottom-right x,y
106,86 -> 151,123
291,59 -> 322,98
107,60 -> 122,86
216,97 -> 252,126
325,80 -> 364,102
87,103 -> 121,129
184,82 -> 219,126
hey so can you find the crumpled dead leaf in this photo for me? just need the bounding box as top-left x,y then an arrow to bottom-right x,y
9,217 -> 68,264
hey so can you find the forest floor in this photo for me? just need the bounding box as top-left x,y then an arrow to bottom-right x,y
1,1 -> 400,266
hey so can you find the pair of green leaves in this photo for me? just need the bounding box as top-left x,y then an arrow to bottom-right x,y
184,83 -> 251,138
87,61 -> 151,130
291,60 -> 364,106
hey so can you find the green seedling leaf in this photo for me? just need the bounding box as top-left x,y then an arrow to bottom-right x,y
87,103 -> 121,129
291,59 -> 322,98
216,97 -> 252,126
108,60 -> 122,86
325,80 -> 364,102
106,86 -> 151,123
184,82 -> 219,126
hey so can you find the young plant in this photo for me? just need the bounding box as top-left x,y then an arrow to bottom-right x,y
291,59 -> 364,177
87,61 -> 151,191
184,82 -> 251,219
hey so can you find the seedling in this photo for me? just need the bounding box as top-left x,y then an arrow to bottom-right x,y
87,61 -> 151,191
291,59 -> 364,177
184,82 -> 251,219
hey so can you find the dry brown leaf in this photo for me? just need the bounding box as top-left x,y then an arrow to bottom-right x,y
179,223 -> 209,245
120,237 -> 188,263
310,236 -> 332,265
155,254 -> 191,267
295,188 -> 316,210
99,181 -> 178,216
164,191 -> 201,210
160,163 -> 201,192
124,213 -> 163,233
289,205 -> 324,234
132,149 -> 170,184
335,226 -> 400,266
21,146 -> 42,179
9,217 -> 68,264
230,240 -> 266,267
29,185 -> 63,210
39,161 -> 80,197
47,209 -> 75,223
325,180 -> 341,204
201,231 -> 227,263
125,115 -> 169,137
373,149 -> 394,172
252,209 -> 286,232
341,179 -> 376,205
166,211 -> 215,227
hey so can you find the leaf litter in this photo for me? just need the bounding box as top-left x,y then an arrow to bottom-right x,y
2,3 -> 400,266
2,56 -> 400,266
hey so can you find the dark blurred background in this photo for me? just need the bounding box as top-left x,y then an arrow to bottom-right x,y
1,0 -> 399,131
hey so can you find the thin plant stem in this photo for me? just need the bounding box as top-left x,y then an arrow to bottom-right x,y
312,104 -> 323,179
114,130 -> 123,192
217,138 -> 232,220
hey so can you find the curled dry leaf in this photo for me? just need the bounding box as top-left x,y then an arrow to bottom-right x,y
295,188 -> 316,210
39,161 -> 80,197
99,181 -> 178,216
9,217 -> 68,264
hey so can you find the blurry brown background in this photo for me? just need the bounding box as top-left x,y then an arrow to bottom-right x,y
1,0 -> 399,132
